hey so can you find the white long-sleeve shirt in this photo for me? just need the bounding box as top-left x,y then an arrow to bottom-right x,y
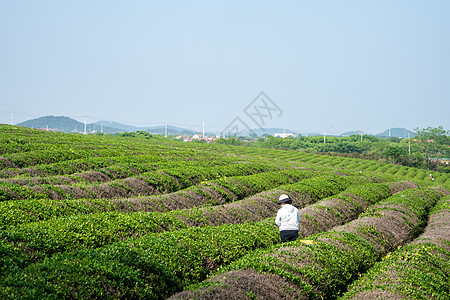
275,204 -> 300,231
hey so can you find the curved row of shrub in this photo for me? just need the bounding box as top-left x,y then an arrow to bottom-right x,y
0,128 -> 238,174
0,157 -> 186,184
0,221 -> 278,299
0,167 -> 322,227
0,148 -> 137,170
0,167 -> 384,229
2,126 -> 448,186
340,195 -> 450,299
0,181 -> 417,299
295,180 -> 417,237
169,187 -> 446,299
0,128 -> 190,169
0,146 -> 242,179
0,174 -> 378,272
0,162 -> 285,201
241,147 -> 450,186
0,125 -> 127,156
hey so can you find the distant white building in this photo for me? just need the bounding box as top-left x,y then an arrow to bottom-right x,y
274,133 -> 295,138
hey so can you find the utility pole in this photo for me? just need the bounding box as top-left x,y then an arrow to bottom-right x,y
84,116 -> 87,134
202,121 -> 205,138
408,131 -> 411,155
323,131 -> 326,144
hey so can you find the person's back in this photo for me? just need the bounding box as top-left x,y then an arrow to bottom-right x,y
276,203 -> 299,230
275,194 -> 300,242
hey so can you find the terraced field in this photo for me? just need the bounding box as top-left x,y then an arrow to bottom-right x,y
0,125 -> 448,299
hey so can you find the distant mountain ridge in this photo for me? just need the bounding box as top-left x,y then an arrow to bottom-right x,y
340,130 -> 368,136
243,128 -> 297,136
17,116 -> 197,135
375,127 -> 416,138
92,121 -> 139,132
18,116 -> 122,134
16,115 -> 416,138
93,121 -> 197,135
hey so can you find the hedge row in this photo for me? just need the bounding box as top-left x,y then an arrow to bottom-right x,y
0,128 -> 195,169
0,168 -> 375,229
0,221 -> 278,299
257,148 -> 450,186
2,125 -> 448,186
0,174 -> 374,272
0,167 -> 320,228
0,181 -> 414,299
0,148 -> 241,179
295,181 -> 417,237
170,187 -> 445,299
0,148 -> 133,169
0,158 -> 179,185
340,195 -> 450,299
0,161 -> 283,201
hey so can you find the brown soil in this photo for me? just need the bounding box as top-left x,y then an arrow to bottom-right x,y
199,197 -> 277,226
110,184 -> 237,213
197,187 -> 330,228
1,176 -> 81,186
30,185 -> 93,200
430,186 -> 450,196
75,171 -> 111,183
297,195 -> 365,237
258,189 -> 316,208
110,181 -> 317,216
88,183 -> 132,199
334,208 -> 418,254
0,166 -> 53,178
121,177 -> 158,196
296,183 -> 415,238
168,269 -> 304,300
0,157 -> 14,169
413,199 -> 450,251
387,181 -> 417,194
344,197 -> 450,300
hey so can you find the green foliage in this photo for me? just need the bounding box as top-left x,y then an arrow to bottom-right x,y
383,145 -> 407,163
340,195 -> 450,300
0,125 -> 448,299
215,137 -> 244,146
181,187 -> 445,299
0,172 -> 376,272
0,221 -> 280,299
0,245 -> 179,299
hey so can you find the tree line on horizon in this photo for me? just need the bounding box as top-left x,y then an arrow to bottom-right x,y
211,126 -> 450,174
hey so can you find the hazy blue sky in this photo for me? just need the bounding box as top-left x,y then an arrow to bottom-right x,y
1,1 -> 449,135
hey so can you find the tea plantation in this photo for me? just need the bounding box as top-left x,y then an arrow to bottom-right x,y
0,125 -> 448,299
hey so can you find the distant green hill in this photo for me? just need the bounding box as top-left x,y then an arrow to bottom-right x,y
17,116 -> 198,135
92,121 -> 198,135
17,116 -> 121,134
340,130 -> 370,137
92,121 -> 139,132
376,128 -> 415,138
